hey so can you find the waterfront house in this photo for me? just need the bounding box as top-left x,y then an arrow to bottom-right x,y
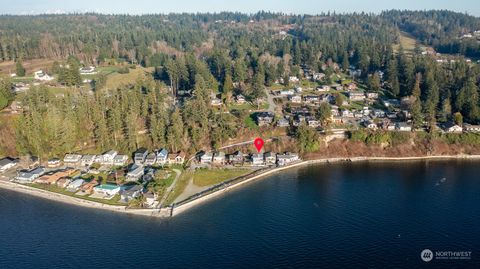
134,148 -> 148,164
81,155 -> 96,166
145,153 -> 157,166
66,179 -> 85,191
64,154 -> 82,165
213,152 -> 226,165
442,122 -> 463,133
395,122 -> 412,132
228,151 -> 244,165
156,149 -> 169,166
264,152 -> 277,165
56,177 -> 73,188
200,152 -> 213,164
120,185 -> 144,203
15,167 -> 45,183
79,180 -> 99,194
144,192 -> 157,208
126,164 -> 144,182
251,154 -> 265,166
464,124 -> 480,133
35,168 -> 76,185
277,153 -> 300,166
0,157 -> 17,172
101,150 -> 118,165
276,117 -> 290,127
113,155 -> 128,166
93,184 -> 121,197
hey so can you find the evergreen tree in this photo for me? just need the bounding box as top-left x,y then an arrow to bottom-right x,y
16,59 -> 26,77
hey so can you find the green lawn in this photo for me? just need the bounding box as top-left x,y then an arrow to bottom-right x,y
193,168 -> 251,187
244,114 -> 259,129
164,170 -> 193,205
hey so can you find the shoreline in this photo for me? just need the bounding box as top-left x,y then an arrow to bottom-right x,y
1,154 -> 480,218
170,154 -> 480,216
0,180 -> 171,218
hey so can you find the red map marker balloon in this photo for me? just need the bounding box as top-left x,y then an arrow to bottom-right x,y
254,138 -> 265,153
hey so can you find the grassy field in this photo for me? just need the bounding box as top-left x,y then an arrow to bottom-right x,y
164,170 -> 193,205
105,66 -> 154,89
394,32 -> 418,54
193,168 -> 251,187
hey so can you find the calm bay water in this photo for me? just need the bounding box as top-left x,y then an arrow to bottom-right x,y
0,160 -> 479,268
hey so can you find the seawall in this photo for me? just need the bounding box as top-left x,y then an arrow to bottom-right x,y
171,154 -> 480,216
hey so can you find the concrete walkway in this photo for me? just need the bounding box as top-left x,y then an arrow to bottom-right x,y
157,168 -> 181,208
173,174 -> 209,203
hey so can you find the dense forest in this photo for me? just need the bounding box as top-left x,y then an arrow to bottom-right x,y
1,10 -> 480,158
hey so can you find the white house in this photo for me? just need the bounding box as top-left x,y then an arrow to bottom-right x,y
251,154 -> 265,166
279,89 -> 295,96
34,70 -> 54,81
0,158 -> 17,172
113,155 -> 128,166
156,149 -> 169,165
264,152 -> 276,165
277,153 -> 300,166
395,122 -> 412,132
81,155 -> 96,166
79,66 -> 97,75
213,152 -> 226,165
289,76 -> 300,83
464,124 -> 480,133
101,150 -> 118,165
441,122 -> 462,133
64,154 -> 82,165
200,152 -> 213,164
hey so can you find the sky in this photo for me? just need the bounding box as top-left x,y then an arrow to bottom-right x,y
0,0 -> 479,16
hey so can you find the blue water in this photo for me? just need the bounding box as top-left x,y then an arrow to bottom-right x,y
0,160 -> 479,268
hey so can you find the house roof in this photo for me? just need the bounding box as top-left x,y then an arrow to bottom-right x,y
0,157 -> 15,167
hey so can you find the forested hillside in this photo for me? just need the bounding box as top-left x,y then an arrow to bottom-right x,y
1,10 -> 480,159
